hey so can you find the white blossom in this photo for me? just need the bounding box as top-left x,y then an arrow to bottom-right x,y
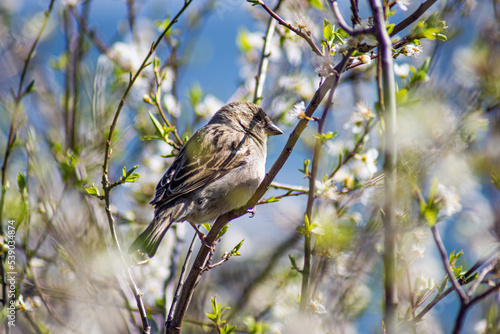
402,44 -> 423,58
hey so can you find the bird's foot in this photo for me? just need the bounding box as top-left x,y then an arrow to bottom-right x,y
247,206 -> 256,218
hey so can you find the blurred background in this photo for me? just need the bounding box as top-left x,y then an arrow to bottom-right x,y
0,0 -> 499,333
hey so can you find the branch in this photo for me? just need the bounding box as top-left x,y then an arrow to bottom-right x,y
255,0 -> 323,57
253,0 -> 283,104
368,0 -> 398,332
391,0 -> 439,36
300,81 -> 336,311
165,51 -> 354,334
329,0 -> 373,36
0,2 -> 56,334
431,225 -> 468,303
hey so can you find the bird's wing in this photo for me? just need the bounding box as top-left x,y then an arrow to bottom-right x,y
150,124 -> 251,208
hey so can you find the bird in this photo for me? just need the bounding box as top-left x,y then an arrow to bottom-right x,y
129,101 -> 283,257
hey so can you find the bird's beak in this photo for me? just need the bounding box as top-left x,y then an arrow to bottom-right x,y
265,122 -> 284,136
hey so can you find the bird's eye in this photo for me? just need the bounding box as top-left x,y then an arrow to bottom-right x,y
255,116 -> 262,122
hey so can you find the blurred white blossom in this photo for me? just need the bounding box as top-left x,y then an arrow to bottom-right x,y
309,298 -> 327,315
344,101 -> 374,134
396,0 -> 411,11
352,149 -> 379,179
196,95 -> 224,118
163,94 -> 181,117
437,183 -> 462,216
286,101 -> 305,123
411,243 -> 426,258
394,63 -> 411,77
315,178 -> 339,201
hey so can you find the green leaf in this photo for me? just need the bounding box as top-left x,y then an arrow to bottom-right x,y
422,28 -> 441,40
289,254 -> 301,272
149,111 -> 165,137
202,223 -> 211,232
217,224 -> 230,239
261,196 -> 280,203
86,184 -> 101,197
314,131 -> 338,144
24,80 -> 36,96
122,165 -> 140,183
17,172 -> 26,194
229,239 -> 244,256
387,23 -> 395,35
299,159 -> 311,176
396,88 -> 408,105
323,19 -> 334,42
309,0 -> 323,10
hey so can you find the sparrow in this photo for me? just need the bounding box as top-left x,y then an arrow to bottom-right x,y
129,101 -> 283,257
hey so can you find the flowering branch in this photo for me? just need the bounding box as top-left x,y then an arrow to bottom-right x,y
252,0 -> 323,57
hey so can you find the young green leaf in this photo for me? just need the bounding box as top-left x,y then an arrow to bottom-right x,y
323,19 -> 334,42
86,184 -> 101,197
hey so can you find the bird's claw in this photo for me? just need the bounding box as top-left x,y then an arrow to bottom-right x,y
247,207 -> 256,218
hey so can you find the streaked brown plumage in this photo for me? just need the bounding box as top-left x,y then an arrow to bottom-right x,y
129,102 -> 283,257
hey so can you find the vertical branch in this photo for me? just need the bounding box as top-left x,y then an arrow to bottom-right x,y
369,0 -> 398,332
300,85 -> 335,311
253,0 -> 282,104
0,2 -> 56,334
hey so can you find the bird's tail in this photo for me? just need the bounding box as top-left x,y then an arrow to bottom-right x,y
129,218 -> 173,257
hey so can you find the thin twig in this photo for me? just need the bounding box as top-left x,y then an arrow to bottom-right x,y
391,0 -> 439,36
166,232 -> 197,327
98,2 -> 194,333
431,225 -> 468,303
253,0 -> 283,104
329,0 -> 373,36
256,0 -> 323,57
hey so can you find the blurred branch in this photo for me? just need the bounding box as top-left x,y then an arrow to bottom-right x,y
368,0 -> 399,333
253,0 -> 323,57
97,2 -> 193,334
300,82 -> 336,312
166,50 -> 354,333
228,232 -> 301,319
69,5 -> 131,71
253,0 -> 282,104
0,2 -> 55,334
